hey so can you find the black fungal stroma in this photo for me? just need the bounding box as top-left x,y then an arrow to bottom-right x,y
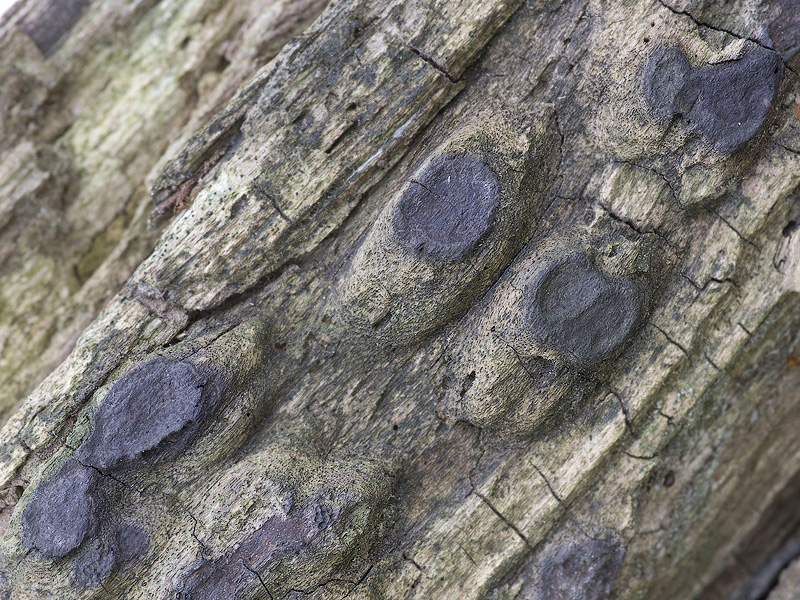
21,458 -> 103,559
394,153 -> 500,261
74,544 -> 116,589
535,537 -> 626,600
76,357 -> 211,471
526,254 -> 644,369
643,45 -> 782,153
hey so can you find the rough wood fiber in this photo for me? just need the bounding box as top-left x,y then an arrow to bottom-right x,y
0,0 -> 799,599
0,0 -> 329,426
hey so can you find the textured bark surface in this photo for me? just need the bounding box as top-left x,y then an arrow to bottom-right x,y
0,0 -> 799,598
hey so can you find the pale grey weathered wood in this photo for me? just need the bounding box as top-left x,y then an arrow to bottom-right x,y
0,0 -> 799,599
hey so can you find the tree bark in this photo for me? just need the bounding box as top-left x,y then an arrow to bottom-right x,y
1,0 -> 799,598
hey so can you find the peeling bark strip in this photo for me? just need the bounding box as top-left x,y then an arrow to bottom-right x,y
1,0 -> 800,599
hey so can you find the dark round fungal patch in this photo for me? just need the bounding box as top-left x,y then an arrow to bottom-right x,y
22,458 -> 102,559
769,0 -> 800,57
19,0 -> 91,57
643,47 -> 692,123
313,504 -> 336,531
393,153 -> 500,261
113,524 -> 149,563
76,357 -> 211,471
177,514 -> 309,599
535,537 -> 625,600
663,470 -> 675,487
643,46 -> 783,153
74,544 -> 116,589
526,255 -> 644,368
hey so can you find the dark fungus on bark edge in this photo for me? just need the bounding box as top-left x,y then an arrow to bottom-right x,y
643,46 -> 783,153
663,470 -> 675,487
176,513 -> 309,599
393,153 -> 500,261
113,524 -> 149,563
74,544 -> 116,589
534,537 -> 626,600
18,0 -> 91,57
768,0 -> 800,58
21,458 -> 103,559
526,254 -> 645,369
76,357 -> 218,471
71,526 -> 148,589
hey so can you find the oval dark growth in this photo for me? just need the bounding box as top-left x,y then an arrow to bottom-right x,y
74,544 -> 116,588
76,357 -> 213,471
113,524 -> 149,563
642,47 -> 692,122
663,470 -> 675,487
18,0 -> 91,57
177,513 -> 308,599
526,255 -> 644,368
768,0 -> 800,57
22,458 -> 102,559
393,153 -> 500,261
535,537 -> 626,600
643,46 -> 783,153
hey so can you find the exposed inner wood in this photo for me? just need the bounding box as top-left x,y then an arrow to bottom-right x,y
0,0 -> 798,599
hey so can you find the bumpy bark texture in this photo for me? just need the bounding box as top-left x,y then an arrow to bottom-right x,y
1,0 -> 799,598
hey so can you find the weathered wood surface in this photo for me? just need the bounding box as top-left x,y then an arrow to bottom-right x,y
0,0 -> 799,598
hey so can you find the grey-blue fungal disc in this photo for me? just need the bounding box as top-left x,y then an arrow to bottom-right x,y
76,357 -> 208,471
22,458 -> 102,559
534,537 -> 626,600
769,0 -> 800,57
74,544 -> 116,589
18,0 -> 91,57
643,46 -> 782,153
527,255 -> 643,369
113,524 -> 149,563
394,153 -> 500,261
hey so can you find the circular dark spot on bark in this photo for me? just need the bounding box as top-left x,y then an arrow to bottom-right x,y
642,47 -> 691,122
22,458 -> 102,559
113,524 -> 149,563
663,470 -> 675,487
394,153 -> 500,261
536,537 -> 625,600
76,358 -> 209,471
643,47 -> 782,153
690,48 -> 783,153
526,255 -> 643,368
74,544 -> 116,588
